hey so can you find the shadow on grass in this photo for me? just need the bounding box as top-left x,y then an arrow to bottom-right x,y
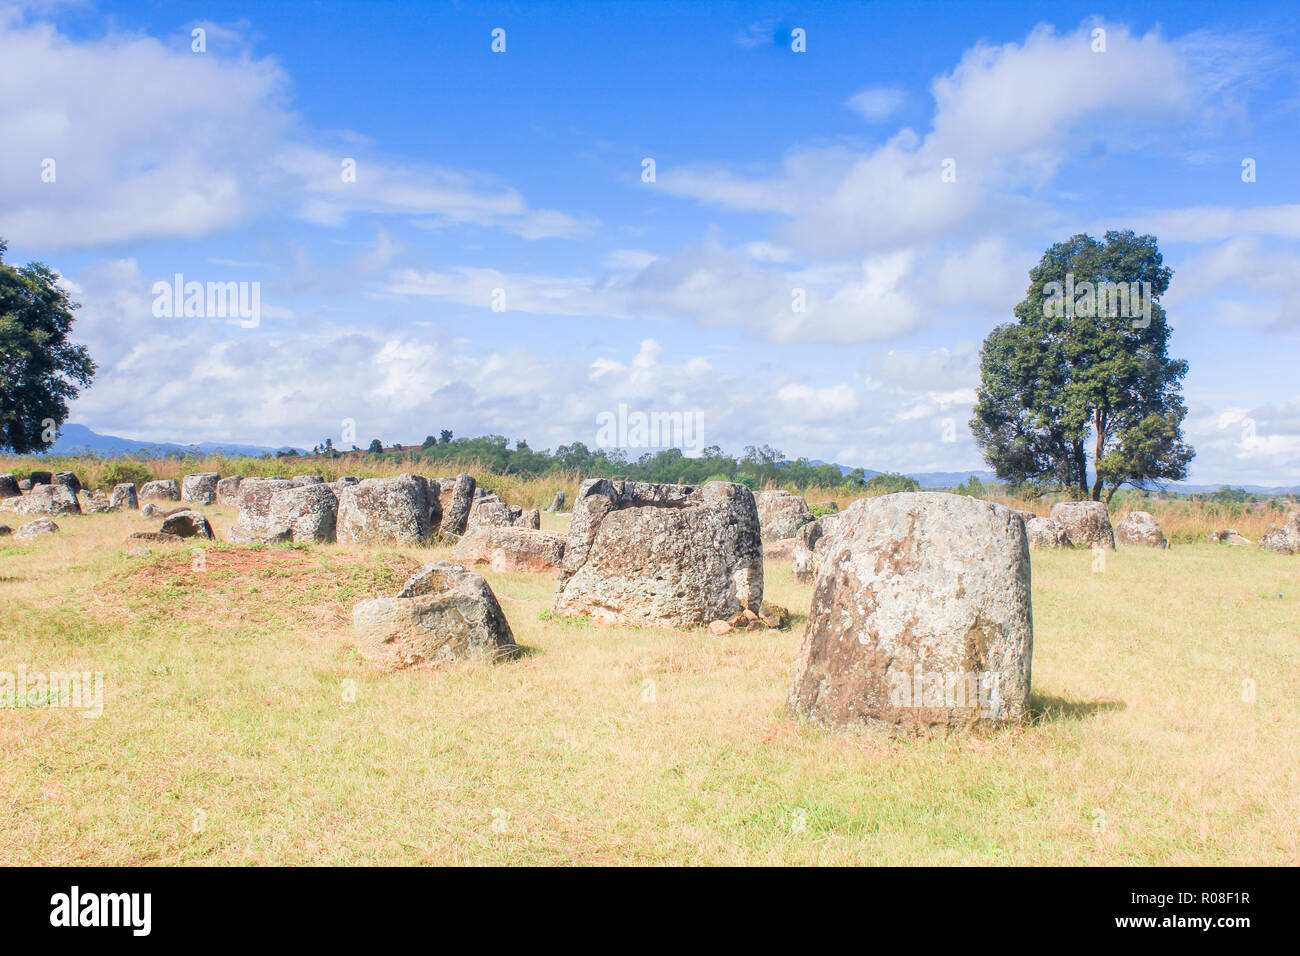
1029,693 -> 1126,725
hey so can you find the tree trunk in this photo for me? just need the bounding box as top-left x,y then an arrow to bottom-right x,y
1089,407 -> 1107,501
1072,440 -> 1088,498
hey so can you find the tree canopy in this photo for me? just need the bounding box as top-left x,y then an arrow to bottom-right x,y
970,230 -> 1193,502
349,434 -> 852,489
0,239 -> 96,453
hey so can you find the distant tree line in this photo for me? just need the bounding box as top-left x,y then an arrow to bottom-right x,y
327,436 -> 872,489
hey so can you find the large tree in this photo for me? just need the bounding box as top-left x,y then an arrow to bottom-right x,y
0,239 -> 96,453
971,231 -> 1193,502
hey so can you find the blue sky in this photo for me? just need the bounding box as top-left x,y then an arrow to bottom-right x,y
3,0 -> 1299,484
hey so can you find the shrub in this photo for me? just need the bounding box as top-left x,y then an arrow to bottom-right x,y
98,460 -> 154,490
863,472 -> 920,495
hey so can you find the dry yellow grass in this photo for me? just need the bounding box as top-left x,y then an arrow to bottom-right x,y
0,453 -> 579,518
4,451 -> 1290,545
2,502 -> 1297,865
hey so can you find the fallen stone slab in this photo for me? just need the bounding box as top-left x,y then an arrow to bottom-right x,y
160,510 -> 215,539
15,517 -> 59,540
763,538 -> 799,560
354,561 -> 518,668
451,525 -> 566,573
127,531 -> 183,544
1210,528 -> 1251,547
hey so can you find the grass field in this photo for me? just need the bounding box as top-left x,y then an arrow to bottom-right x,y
2,504 -> 1298,865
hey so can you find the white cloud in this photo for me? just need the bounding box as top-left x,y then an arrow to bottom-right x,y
385,266 -> 628,318
734,19 -> 779,50
1185,399 -> 1300,485
0,14 -> 589,249
1131,205 -> 1300,243
1164,237 -> 1300,328
744,241 -> 794,264
658,23 -> 1223,259
862,345 -> 981,394
933,238 -> 1031,312
776,383 -> 860,421
68,251 -> 1300,484
846,87 -> 906,121
57,255 -> 980,468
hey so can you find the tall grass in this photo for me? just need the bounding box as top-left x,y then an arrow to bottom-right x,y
2,452 -> 1293,542
0,453 -> 580,512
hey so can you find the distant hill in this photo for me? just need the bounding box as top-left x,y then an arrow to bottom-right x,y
804,459 -> 999,489
39,424 -> 300,458
1151,482 -> 1300,495
24,426 -> 1300,494
802,459 -> 1299,495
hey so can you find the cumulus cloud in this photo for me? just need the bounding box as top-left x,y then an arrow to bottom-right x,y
0,14 -> 588,249
776,383 -> 860,421
862,345 -> 981,394
1184,399 -> 1300,485
71,249 -> 1298,483
1164,237 -> 1300,328
660,23 -> 1205,256
383,235 -> 1038,346
59,253 -> 984,470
